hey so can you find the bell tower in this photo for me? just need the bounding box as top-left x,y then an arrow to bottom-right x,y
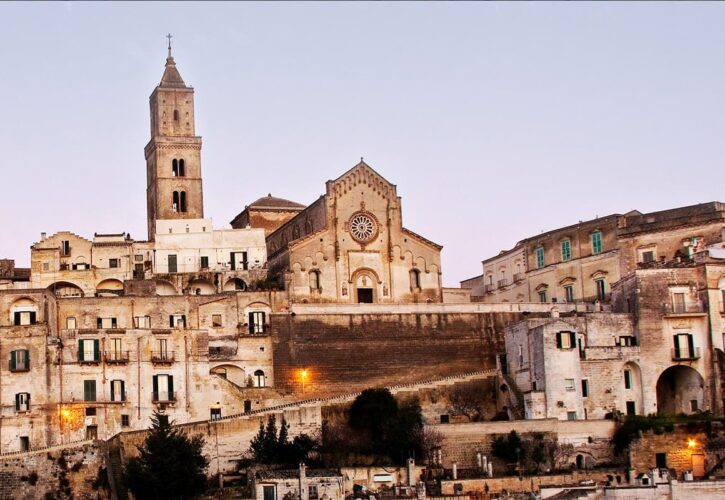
145,38 -> 204,240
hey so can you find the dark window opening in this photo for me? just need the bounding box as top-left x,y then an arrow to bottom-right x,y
85,407 -> 97,416
121,414 -> 130,427
109,258 -> 119,268
656,453 -> 667,469
440,414 -> 450,424
244,400 -> 252,413
179,191 -> 187,212
20,437 -> 29,451
172,191 -> 179,212
626,401 -> 636,415
168,254 -> 177,273
210,408 -> 222,421
581,379 -> 589,398
178,159 -> 185,176
200,256 -> 209,269
357,288 -> 374,303
173,109 -> 179,121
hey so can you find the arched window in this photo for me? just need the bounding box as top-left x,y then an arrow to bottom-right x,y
178,159 -> 185,177
254,369 -> 265,387
172,159 -> 178,177
173,109 -> 179,121
172,191 -> 179,212
410,269 -> 421,290
309,270 -> 321,291
180,191 -> 187,212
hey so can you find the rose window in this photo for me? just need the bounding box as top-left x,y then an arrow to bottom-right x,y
349,214 -> 376,242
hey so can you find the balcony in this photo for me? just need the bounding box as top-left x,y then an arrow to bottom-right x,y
662,303 -> 706,317
152,391 -> 176,403
497,279 -> 509,289
104,351 -> 130,364
9,363 -> 29,373
672,347 -> 701,361
513,273 -> 525,283
78,353 -> 101,365
484,284 -> 495,293
152,329 -> 172,335
151,351 -> 175,364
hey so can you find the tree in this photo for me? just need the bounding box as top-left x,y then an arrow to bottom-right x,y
491,430 -> 523,464
123,411 -> 208,500
249,415 -> 318,465
447,382 -> 489,421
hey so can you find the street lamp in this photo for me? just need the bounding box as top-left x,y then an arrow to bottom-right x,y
299,369 -> 309,394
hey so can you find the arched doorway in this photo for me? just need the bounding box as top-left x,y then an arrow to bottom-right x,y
223,278 -> 247,292
656,365 -> 705,415
47,281 -> 84,298
352,269 -> 378,304
622,362 -> 644,416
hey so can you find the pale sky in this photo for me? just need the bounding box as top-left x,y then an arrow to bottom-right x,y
1,2 -> 724,286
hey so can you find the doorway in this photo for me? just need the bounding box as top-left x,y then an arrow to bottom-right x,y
357,288 -> 373,303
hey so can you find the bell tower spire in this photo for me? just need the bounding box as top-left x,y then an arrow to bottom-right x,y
145,40 -> 204,240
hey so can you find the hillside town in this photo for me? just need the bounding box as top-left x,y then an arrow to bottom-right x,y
1,48 -> 725,500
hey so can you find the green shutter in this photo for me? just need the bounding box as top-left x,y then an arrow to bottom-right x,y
152,375 -> 158,399
93,339 -> 100,361
15,393 -> 19,411
169,315 -> 174,327
110,380 -> 115,401
168,376 -> 174,400
121,381 -> 126,401
556,333 -> 562,348
570,332 -> 576,349
78,340 -> 83,361
24,350 -> 29,369
9,351 -> 16,371
29,312 -> 36,324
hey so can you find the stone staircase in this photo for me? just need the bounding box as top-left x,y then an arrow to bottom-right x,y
501,373 -> 525,420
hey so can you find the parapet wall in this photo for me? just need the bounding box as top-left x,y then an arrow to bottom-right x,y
269,309 -> 529,396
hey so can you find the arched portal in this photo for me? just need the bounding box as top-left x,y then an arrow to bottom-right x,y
189,278 -> 215,295
46,281 -> 84,298
351,269 -> 379,304
656,365 -> 705,415
210,364 -> 246,387
223,278 -> 247,292
155,280 -> 177,296
96,279 -> 124,297
622,362 -> 644,416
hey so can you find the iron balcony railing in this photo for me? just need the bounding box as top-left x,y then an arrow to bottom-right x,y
151,351 -> 175,363
513,273 -> 525,283
104,351 -> 130,363
672,347 -> 701,361
497,279 -> 509,288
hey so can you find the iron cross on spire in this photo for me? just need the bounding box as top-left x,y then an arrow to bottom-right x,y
166,33 -> 173,56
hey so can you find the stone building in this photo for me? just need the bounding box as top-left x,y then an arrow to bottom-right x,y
231,194 -> 306,236
265,162 -> 444,304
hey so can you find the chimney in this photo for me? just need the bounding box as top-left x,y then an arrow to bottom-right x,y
41,232 -> 46,241
299,462 -> 308,500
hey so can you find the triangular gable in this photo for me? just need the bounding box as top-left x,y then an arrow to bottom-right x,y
326,160 -> 397,199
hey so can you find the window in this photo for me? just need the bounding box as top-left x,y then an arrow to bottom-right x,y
561,239 -> 571,262
152,374 -> 174,402
84,380 -> 97,402
210,408 -> 222,421
110,380 -> 125,402
673,333 -> 695,359
85,407 -> 97,416
691,399 -> 699,412
595,279 -> 606,301
135,254 -> 143,262
78,339 -> 100,362
581,379 -> 589,398
535,247 -> 545,269
10,349 -> 30,371
308,486 -> 319,500
169,314 -> 186,328
564,285 -> 574,303
309,270 -> 321,291
626,401 -> 636,416
121,414 -> 130,427
230,251 -> 248,271
672,293 -> 686,313
172,191 -> 179,212
168,254 -> 177,273
109,258 -> 119,268
173,109 -> 179,121
200,256 -> 209,269
538,290 -> 547,303
249,311 -> 266,334
564,379 -> 575,391
178,159 -> 185,176
556,331 -> 576,349
254,369 -> 266,387
66,317 -> 77,329
134,316 -> 150,329
567,411 -> 577,421
97,317 -> 118,329
642,250 -> 655,263
60,240 -> 71,256
42,262 -> 49,271
179,191 -> 187,212
155,338 -> 170,361
13,311 -> 36,326
86,426 -> 98,440
20,436 -> 29,451
212,314 -> 223,328
72,262 -> 89,270
591,231 -> 603,255
518,344 -> 524,365
244,400 -> 252,413
172,158 -> 178,176
410,269 -> 421,290
15,392 -> 30,412
624,369 -> 632,389
656,453 -> 667,469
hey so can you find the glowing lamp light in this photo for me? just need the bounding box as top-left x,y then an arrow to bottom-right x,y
300,369 -> 309,380
688,439 -> 697,449
61,408 -> 71,419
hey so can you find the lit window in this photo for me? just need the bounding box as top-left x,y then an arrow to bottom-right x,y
557,331 -> 576,349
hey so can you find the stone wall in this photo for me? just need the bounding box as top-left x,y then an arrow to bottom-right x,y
269,311 -> 524,396
628,428 -> 709,477
440,469 -> 620,495
0,441 -> 108,500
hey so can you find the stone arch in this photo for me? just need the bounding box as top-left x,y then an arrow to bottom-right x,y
96,278 -> 124,297
155,279 -> 177,296
622,361 -> 644,416
351,268 -> 380,304
210,364 -> 246,387
46,281 -> 84,298
656,365 -> 705,415
189,278 -> 215,295
223,278 -> 247,292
